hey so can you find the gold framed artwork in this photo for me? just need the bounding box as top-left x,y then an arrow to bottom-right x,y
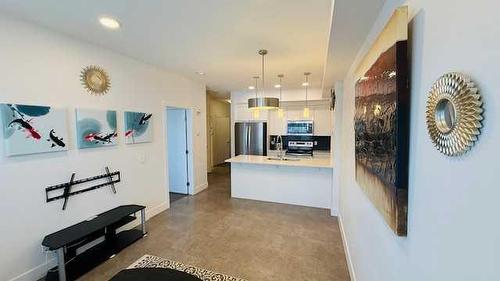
353,6 -> 409,236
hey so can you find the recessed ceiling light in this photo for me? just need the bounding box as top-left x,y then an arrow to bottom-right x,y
274,84 -> 281,88
302,82 -> 310,87
248,86 -> 255,90
99,16 -> 121,30
195,71 -> 205,76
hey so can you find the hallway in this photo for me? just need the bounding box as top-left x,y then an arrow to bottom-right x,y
81,165 -> 349,281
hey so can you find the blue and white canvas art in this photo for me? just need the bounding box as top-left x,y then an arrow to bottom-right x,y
76,109 -> 117,149
0,104 -> 68,156
124,111 -> 153,144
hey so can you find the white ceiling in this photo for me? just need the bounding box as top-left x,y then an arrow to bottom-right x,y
0,0 -> 386,99
321,0 -> 386,97
0,0 -> 333,98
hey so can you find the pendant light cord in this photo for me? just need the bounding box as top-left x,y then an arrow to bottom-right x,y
261,53 -> 265,96
305,74 -> 309,107
254,77 -> 259,98
279,76 -> 282,102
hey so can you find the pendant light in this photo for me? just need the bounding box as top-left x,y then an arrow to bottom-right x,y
277,74 -> 285,118
303,72 -> 311,118
248,49 -> 280,110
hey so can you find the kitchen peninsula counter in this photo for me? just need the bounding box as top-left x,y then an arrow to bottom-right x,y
225,155 -> 333,169
225,155 -> 334,209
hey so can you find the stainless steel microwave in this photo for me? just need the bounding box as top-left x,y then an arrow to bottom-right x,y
287,120 -> 314,135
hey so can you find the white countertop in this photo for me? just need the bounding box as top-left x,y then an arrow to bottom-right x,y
225,155 -> 333,169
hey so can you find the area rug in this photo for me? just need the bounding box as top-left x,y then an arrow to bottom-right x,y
128,254 -> 246,281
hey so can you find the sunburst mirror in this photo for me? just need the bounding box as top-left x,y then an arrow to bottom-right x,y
425,72 -> 483,156
80,65 -> 111,95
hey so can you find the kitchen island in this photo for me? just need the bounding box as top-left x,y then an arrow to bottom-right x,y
225,155 -> 334,209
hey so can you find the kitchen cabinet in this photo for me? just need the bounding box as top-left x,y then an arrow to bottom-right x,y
285,106 -> 313,121
268,109 -> 286,135
233,101 -> 332,136
234,103 -> 267,121
313,106 -> 333,136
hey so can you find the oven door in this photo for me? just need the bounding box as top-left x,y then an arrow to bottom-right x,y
287,121 -> 313,135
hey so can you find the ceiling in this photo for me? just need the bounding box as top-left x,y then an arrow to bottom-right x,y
321,0 -> 386,96
0,0 -> 385,99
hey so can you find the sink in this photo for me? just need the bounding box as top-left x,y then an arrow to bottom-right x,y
267,157 -> 301,161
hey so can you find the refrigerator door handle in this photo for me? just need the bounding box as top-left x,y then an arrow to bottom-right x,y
247,125 -> 251,154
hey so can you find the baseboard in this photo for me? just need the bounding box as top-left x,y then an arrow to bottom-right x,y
7,255 -> 56,281
146,201 -> 169,219
338,214 -> 357,281
192,182 -> 208,195
9,202 -> 169,281
331,206 -> 339,216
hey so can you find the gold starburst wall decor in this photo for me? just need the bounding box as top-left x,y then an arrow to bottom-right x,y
426,72 -> 483,156
80,65 -> 111,95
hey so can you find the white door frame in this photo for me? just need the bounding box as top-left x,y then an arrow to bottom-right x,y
164,106 -> 195,200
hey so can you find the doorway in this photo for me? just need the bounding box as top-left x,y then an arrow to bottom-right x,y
213,116 -> 231,165
166,107 -> 193,203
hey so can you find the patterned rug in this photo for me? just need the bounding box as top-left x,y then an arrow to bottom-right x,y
128,254 -> 246,281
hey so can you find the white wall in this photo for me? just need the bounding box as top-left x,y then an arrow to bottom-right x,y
0,16 -> 207,281
336,0 -> 499,280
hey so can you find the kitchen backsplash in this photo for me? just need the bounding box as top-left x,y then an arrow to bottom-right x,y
269,135 -> 331,151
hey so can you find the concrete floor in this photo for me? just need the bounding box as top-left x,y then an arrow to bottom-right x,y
80,165 -> 350,281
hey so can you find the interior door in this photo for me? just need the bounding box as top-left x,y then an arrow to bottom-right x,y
167,108 -> 189,194
214,117 -> 231,164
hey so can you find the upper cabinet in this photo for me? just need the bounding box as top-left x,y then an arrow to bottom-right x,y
285,106 -> 312,121
233,100 -> 333,136
268,109 -> 286,135
234,103 -> 268,122
313,106 -> 333,136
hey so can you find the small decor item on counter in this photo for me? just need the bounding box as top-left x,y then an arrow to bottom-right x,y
124,111 -> 153,144
80,65 -> 111,95
354,6 -> 409,236
426,72 -> 483,156
76,108 -> 117,149
0,103 -> 68,156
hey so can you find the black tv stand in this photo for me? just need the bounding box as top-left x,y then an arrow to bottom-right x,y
42,205 -> 147,281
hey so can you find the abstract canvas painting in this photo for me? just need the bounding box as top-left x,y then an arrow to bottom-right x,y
76,109 -> 117,149
354,7 -> 409,236
1,104 -> 68,156
124,111 -> 152,144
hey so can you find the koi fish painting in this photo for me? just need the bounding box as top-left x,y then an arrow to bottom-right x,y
124,111 -> 152,144
76,109 -> 117,149
0,104 -> 68,156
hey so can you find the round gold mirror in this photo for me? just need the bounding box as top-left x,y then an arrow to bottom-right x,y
426,73 -> 483,156
80,65 -> 111,95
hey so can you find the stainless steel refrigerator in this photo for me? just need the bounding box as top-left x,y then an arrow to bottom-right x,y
235,122 -> 267,156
